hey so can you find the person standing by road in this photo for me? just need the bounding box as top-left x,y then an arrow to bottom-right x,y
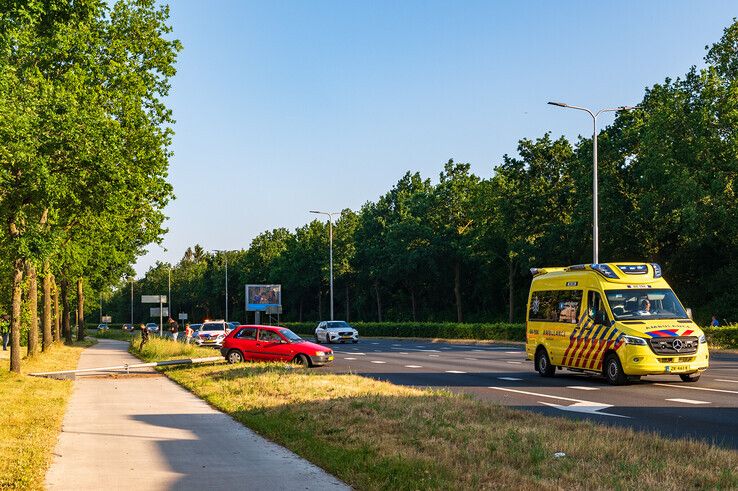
711,314 -> 720,327
184,323 -> 193,344
139,323 -> 149,351
0,315 -> 9,351
168,317 -> 179,342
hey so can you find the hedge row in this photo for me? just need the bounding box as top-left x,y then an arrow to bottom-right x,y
703,326 -> 738,349
282,322 -> 526,342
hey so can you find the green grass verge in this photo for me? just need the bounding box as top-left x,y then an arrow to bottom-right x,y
128,335 -> 223,362
0,340 -> 94,489
151,359 -> 737,490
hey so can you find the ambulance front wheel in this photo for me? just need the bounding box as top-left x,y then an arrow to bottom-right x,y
535,347 -> 555,377
604,353 -> 628,385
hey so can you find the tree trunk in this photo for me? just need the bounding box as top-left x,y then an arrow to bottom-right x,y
317,290 -> 322,320
42,262 -> 53,351
409,287 -> 417,322
9,259 -> 23,373
61,279 -> 72,344
76,278 -> 85,341
508,260 -> 515,323
454,262 -> 463,323
345,285 -> 350,323
374,281 -> 382,322
53,277 -> 60,342
298,297 -> 303,322
26,262 -> 39,357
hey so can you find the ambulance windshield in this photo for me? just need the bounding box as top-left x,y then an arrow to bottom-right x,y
605,289 -> 688,320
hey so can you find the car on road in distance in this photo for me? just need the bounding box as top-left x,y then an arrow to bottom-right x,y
96,323 -> 109,331
221,325 -> 333,367
145,322 -> 159,333
315,320 -> 359,344
526,263 -> 709,385
122,323 -> 134,332
194,320 -> 232,348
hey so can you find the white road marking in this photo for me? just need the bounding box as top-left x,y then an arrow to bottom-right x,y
666,398 -> 711,405
344,357 -> 357,361
445,370 -> 467,374
392,344 -> 401,347
352,352 -> 366,356
464,357 -> 477,361
716,379 -> 738,384
405,365 -> 423,368
429,354 -> 440,357
654,383 -> 738,395
498,377 -> 522,381
415,345 -> 426,348
371,343 -> 379,345
419,349 -> 441,353
507,361 -> 522,365
505,351 -> 523,354
567,386 -> 600,391
487,387 -> 628,418
399,352 -> 409,355
370,360 -> 386,364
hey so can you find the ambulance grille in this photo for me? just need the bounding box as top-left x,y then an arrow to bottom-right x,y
648,336 -> 698,355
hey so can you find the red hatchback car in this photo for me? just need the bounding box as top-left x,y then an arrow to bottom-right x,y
221,325 -> 334,367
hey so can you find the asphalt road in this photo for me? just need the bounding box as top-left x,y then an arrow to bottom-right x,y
320,337 -> 738,449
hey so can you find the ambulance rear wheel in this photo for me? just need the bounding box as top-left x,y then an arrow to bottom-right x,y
604,353 -> 627,385
535,348 -> 555,377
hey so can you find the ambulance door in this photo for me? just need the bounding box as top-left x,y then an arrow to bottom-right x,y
550,290 -> 584,365
568,290 -> 611,370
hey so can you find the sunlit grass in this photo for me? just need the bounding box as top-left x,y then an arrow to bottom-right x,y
0,340 -> 93,489
129,335 -> 222,362
159,361 -> 738,490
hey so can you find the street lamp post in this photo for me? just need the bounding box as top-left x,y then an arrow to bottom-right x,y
214,250 -> 229,322
130,276 -> 134,324
168,268 -> 172,321
547,101 -> 637,264
310,210 -> 340,321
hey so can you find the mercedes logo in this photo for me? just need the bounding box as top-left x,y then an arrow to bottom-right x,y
672,339 -> 683,352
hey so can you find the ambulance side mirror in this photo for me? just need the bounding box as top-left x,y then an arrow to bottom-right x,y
686,308 -> 693,320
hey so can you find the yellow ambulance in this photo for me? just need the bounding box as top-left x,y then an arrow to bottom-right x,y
525,263 -> 709,385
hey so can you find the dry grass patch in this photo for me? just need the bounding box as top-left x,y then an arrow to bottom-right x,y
161,362 -> 738,490
0,340 -> 93,489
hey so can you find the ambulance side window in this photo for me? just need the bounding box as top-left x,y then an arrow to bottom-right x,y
529,290 -> 582,323
587,291 -> 609,324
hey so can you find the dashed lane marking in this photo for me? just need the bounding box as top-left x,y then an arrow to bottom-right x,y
344,357 -> 357,361
464,357 -> 477,361
370,360 -> 386,364
716,379 -> 738,384
405,365 -> 423,368
505,351 -> 523,354
429,355 -> 440,357
498,377 -> 522,381
506,361 -> 522,365
666,398 -> 711,405
445,370 -> 467,374
567,386 -> 600,391
654,383 -> 738,395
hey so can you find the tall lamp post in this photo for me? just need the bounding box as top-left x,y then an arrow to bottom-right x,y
547,101 -> 637,264
310,210 -> 340,321
214,250 -> 229,322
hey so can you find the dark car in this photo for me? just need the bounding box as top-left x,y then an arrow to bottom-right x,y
221,325 -> 333,367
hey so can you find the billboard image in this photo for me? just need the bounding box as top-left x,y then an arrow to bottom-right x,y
246,284 -> 281,312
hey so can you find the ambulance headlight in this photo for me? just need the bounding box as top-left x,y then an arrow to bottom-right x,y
699,334 -> 707,344
623,335 -> 647,346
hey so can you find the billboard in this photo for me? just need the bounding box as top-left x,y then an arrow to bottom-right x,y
246,284 -> 281,312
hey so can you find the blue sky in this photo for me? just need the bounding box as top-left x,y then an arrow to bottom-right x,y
135,0 -> 737,275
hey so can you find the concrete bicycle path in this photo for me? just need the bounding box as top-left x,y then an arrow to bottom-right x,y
45,339 -> 348,490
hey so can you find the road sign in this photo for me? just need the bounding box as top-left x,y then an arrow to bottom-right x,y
142,295 -> 167,303
178,313 -> 188,321
150,307 -> 169,317
101,315 -> 112,323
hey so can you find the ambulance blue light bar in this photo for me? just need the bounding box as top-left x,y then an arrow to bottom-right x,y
617,264 -> 648,275
651,263 -> 662,278
591,264 -> 618,279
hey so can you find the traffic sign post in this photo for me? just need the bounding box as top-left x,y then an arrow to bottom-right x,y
142,295 -> 168,336
178,313 -> 188,321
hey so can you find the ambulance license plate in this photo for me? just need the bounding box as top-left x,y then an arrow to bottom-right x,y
669,365 -> 688,373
